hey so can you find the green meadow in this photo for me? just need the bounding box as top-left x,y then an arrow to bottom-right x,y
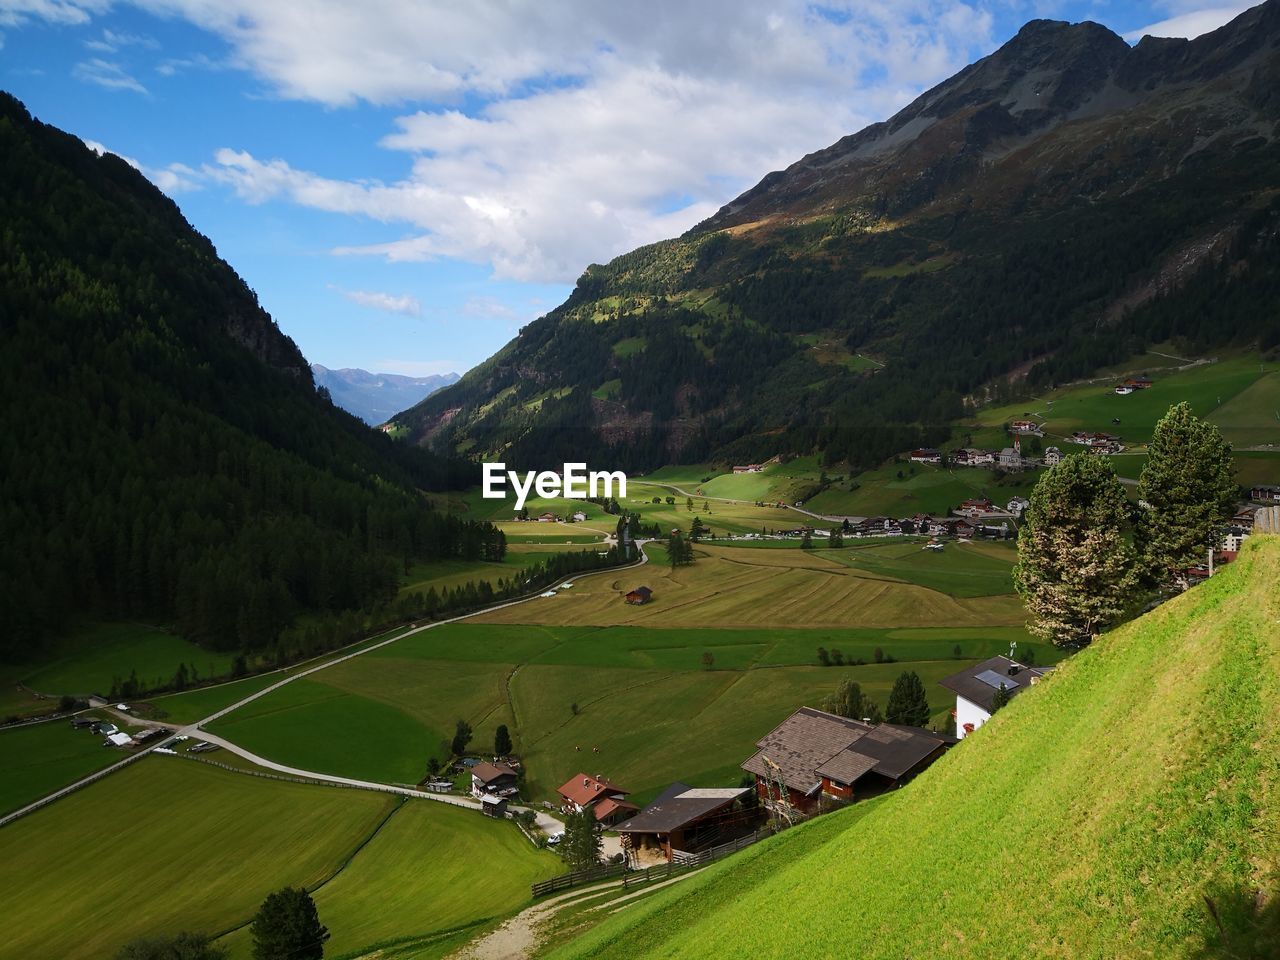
550,536 -> 1280,960
0,719 -> 118,815
0,758 -> 557,960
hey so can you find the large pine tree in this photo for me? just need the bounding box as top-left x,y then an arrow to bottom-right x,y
250,888 -> 328,960
885,671 -> 931,727
1136,402 -> 1237,586
1013,453 -> 1139,648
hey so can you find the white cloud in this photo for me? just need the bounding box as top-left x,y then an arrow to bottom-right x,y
28,1 -> 1001,282
1123,3 -> 1252,41
73,57 -> 147,93
0,0 -> 106,28
329,285 -> 422,317
82,137 -> 202,193
84,26 -> 156,51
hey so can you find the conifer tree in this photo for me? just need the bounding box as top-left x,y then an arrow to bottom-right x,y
562,809 -> 602,871
990,683 -> 1011,713
885,671 -> 931,727
250,888 -> 327,960
494,724 -> 512,757
1136,402 -> 1236,587
1014,453 -> 1138,647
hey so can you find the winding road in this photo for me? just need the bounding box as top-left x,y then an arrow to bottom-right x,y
0,546 -> 649,832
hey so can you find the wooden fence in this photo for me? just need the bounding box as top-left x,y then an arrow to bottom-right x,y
531,862 -> 628,897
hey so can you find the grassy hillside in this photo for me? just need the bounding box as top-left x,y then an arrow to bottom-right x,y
550,536 -> 1280,959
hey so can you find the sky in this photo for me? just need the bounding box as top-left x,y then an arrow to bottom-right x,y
0,1 -> 1257,377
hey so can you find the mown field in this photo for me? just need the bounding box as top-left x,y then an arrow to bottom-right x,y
198,538 -> 1045,803
0,757 -> 558,960
549,536 -> 1280,960
0,719 -> 119,815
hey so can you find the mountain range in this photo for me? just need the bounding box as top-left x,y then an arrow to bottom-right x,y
395,1 -> 1280,471
311,365 -> 459,426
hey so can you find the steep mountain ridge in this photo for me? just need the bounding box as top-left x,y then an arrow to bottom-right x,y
0,92 -> 491,661
311,364 -> 459,425
398,2 -> 1280,470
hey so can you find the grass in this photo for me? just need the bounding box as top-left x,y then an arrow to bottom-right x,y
477,543 -> 1026,629
145,671 -> 283,725
547,536 -> 1280,960
399,549 -> 569,598
1,621 -> 234,705
0,719 -> 119,815
1209,368 -> 1280,447
0,758 -> 396,959
976,353 -> 1273,447
805,462 -> 1042,517
217,799 -> 559,959
826,539 -> 1018,598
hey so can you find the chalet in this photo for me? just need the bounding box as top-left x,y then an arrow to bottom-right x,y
898,518 -> 918,536
1070,431 -> 1121,448
952,448 -> 994,468
1251,485 -> 1280,504
939,655 -> 1051,738
571,510 -> 588,522
733,464 -> 763,474
953,520 -> 975,539
742,707 -> 951,815
998,446 -> 1024,471
1124,376 -> 1154,389
955,497 -> 995,518
909,448 -> 942,464
615,782 -> 754,865
853,517 -> 901,537
557,773 -> 639,826
536,512 -> 559,522
1006,496 -> 1030,517
1043,446 -> 1062,466
480,794 -> 509,818
470,761 -> 520,799
1009,420 -> 1042,435
1233,507 -> 1258,530
625,586 -> 653,605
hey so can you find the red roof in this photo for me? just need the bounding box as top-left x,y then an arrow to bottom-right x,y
592,796 -> 640,821
557,773 -> 629,807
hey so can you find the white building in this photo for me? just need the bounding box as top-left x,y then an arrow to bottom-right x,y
1006,496 -> 1030,517
1043,446 -> 1062,466
939,656 -> 1052,738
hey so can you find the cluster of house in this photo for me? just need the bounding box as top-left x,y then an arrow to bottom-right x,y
1068,431 -> 1124,454
849,513 -> 1015,541
513,510 -> 589,523
1251,485 -> 1280,504
548,655 -> 1061,868
68,715 -> 167,749
732,464 -> 764,474
912,439 -> 1063,473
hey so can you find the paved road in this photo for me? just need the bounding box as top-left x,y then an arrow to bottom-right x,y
0,549 -> 648,830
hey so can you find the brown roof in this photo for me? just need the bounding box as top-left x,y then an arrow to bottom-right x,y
558,773 -> 629,807
471,761 -> 518,785
614,782 -> 749,835
742,706 -> 952,792
938,655 -> 1052,713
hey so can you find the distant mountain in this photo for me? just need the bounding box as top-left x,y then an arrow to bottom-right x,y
0,92 -> 493,663
312,365 -> 459,425
396,1 -> 1280,470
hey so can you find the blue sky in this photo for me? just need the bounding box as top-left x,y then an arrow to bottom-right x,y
0,1 -> 1254,376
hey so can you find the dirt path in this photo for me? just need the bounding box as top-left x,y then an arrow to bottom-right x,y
453,872 -> 696,960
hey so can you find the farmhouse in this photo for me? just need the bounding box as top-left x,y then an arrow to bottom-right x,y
741,707 -> 952,816
1251,485 -> 1280,504
951,448 -> 994,467
955,497 -> 996,518
615,782 -> 754,865
853,517 -> 902,537
733,464 -> 763,473
1009,420 -> 1042,435
1043,446 -> 1062,466
1006,496 -> 1030,517
1124,376 -> 1154,389
909,448 -> 942,464
557,773 -> 639,826
939,655 -> 1051,738
470,761 -> 519,799
625,586 -> 653,605
571,510 -> 588,522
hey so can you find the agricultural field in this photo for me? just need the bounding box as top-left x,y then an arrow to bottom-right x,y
804,462 -> 1042,518
0,719 -> 118,815
0,757 -> 557,960
195,538 -> 1046,804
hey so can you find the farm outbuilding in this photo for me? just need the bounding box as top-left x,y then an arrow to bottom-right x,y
615,782 -> 753,865
624,586 -> 653,605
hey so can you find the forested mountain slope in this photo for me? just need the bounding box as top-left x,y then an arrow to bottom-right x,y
399,1 -> 1280,469
553,536 -> 1280,959
0,93 -> 499,663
